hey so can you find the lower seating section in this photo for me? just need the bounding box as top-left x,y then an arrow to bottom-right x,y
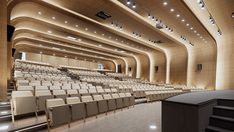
10,59 -> 208,128
45,92 -> 134,128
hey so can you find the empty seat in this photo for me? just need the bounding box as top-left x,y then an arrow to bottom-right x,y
66,97 -> 86,121
78,89 -> 89,96
49,86 -> 61,90
11,91 -> 37,122
62,85 -> 71,90
93,95 -> 108,113
97,89 -> 105,94
111,93 -> 123,109
16,80 -> 29,86
104,89 -> 112,93
111,88 -> 118,93
67,89 -> 79,97
81,96 -> 98,117
35,86 -> 49,90
35,90 -> 53,111
17,86 -> 34,91
103,94 -> 116,111
119,93 -> 129,107
52,90 -> 67,99
88,89 -> 97,95
46,98 -> 71,127
125,93 -> 135,106
72,84 -> 81,89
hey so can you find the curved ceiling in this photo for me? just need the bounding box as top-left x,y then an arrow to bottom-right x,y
8,0 -> 216,64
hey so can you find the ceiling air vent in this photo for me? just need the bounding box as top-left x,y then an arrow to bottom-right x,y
156,40 -> 163,44
96,11 -> 111,20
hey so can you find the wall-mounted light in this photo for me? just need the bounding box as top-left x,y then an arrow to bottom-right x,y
209,16 -> 215,25
217,29 -> 222,36
232,12 -> 234,18
198,0 -> 205,9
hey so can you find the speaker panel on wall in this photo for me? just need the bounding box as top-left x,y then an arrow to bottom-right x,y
7,25 -> 15,42
155,66 -> 159,73
12,48 -> 16,57
197,64 -> 202,71
129,67 -> 132,71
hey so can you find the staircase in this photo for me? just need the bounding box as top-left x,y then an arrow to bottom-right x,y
206,99 -> 234,132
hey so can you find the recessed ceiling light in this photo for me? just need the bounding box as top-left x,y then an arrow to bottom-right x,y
132,3 -> 136,8
232,12 -> 234,18
40,51 -> 43,54
109,36 -> 112,39
149,125 -> 157,130
176,14 -> 180,17
0,125 -> 9,131
1,111 -> 8,114
38,12 -> 42,15
85,28 -> 88,31
67,36 -> 76,40
64,21 -> 68,24
190,27 -> 193,30
52,17 -> 56,20
197,33 -> 200,36
181,19 -> 185,22
47,31 -> 52,34
186,23 -> 190,26
75,25 -> 79,27
200,36 -> 203,38
127,0 -> 131,5
170,8 -> 175,12
102,34 -> 105,36
78,38 -> 82,41
194,30 -> 197,33
98,44 -> 102,47
148,13 -> 151,19
163,2 -> 168,5
94,31 -> 97,33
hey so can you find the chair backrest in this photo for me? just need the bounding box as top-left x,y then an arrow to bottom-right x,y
111,94 -> 120,99
66,97 -> 81,104
52,90 -> 66,95
12,91 -> 33,98
111,88 -> 118,93
50,86 -> 61,90
62,86 -> 71,90
46,98 -> 65,108
81,96 -> 93,102
35,90 -> 52,96
78,89 -> 88,94
88,89 -> 97,94
66,89 -> 78,95
93,95 -> 103,101
17,86 -> 34,91
104,89 -> 111,93
125,93 -> 132,97
119,93 -> 126,98
97,89 -> 105,93
103,94 -> 112,99
35,86 -> 48,90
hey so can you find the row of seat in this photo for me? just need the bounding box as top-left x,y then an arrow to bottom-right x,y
46,93 -> 134,128
145,90 -> 184,102
11,90 -> 134,122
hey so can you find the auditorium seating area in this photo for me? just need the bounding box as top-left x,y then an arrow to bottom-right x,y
10,59 -> 208,128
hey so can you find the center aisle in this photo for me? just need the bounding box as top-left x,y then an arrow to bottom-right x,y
51,102 -> 161,132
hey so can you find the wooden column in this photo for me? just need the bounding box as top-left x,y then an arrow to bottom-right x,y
0,0 -> 8,99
